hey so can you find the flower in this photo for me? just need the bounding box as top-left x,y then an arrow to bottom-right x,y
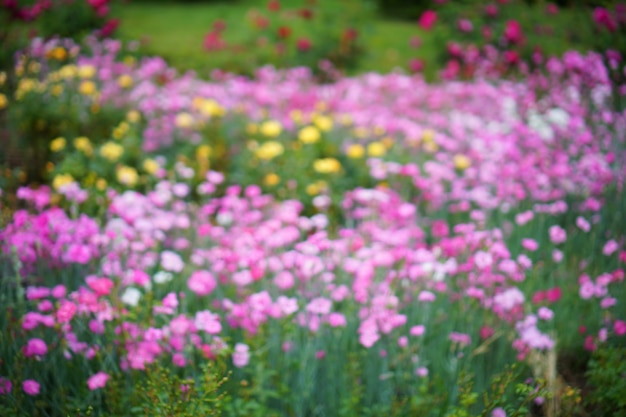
175,112 -> 195,129
121,287 -> 142,307
260,120 -> 282,137
0,93 -> 7,109
233,343 -> 250,367
367,142 -> 386,157
313,158 -> 341,174
23,380 -> 40,396
346,144 -> 364,159
312,115 -> 333,132
264,173 -> 280,186
100,142 -> 124,161
298,126 -> 320,144
52,174 -> 74,190
118,74 -> 133,88
79,80 -> 97,95
453,154 -> 471,170
50,137 -> 66,152
24,338 -> 48,357
0,377 -> 12,394
255,141 -> 284,160
549,225 -> 567,244
87,372 -> 110,390
74,136 -> 93,155
418,10 -> 437,30
116,166 -> 138,187
188,270 -> 217,296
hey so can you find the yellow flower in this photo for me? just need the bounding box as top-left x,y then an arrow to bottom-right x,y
96,178 -> 108,190
52,173 -> 74,190
59,65 -> 77,79
51,84 -> 63,97
197,98 -> 225,117
112,122 -> 129,140
196,145 -> 212,159
423,142 -> 438,153
100,142 -> 124,162
260,120 -> 282,137
255,141 -> 284,160
367,142 -> 386,157
50,137 -> 66,152
264,173 -> 280,186
298,126 -> 320,144
16,78 -> 37,99
127,110 -> 140,123
74,136 -> 93,156
0,93 -> 7,110
28,62 -> 41,74
453,154 -> 471,170
118,74 -> 133,89
339,114 -> 353,126
79,80 -> 97,96
77,65 -> 96,79
306,180 -> 327,196
175,112 -> 194,129
313,158 -> 341,174
313,115 -> 333,132
117,166 -> 138,187
143,159 -> 159,175
346,144 -> 364,159
422,129 -> 435,143
47,47 -> 67,61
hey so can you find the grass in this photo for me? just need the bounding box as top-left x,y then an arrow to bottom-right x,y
110,0 -> 598,80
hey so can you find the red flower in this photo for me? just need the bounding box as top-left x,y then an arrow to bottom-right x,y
277,26 -> 291,39
343,28 -> 358,42
204,31 -> 227,51
299,8 -> 313,20
503,50 -> 519,65
296,38 -> 312,52
267,0 -> 280,12
418,10 -> 437,31
98,19 -> 119,38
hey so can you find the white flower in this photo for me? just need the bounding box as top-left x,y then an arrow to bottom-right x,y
121,287 -> 142,307
153,271 -> 173,284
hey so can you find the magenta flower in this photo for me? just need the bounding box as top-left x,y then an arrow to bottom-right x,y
23,380 -> 40,396
87,372 -> 110,390
603,240 -> 619,256
418,10 -> 437,31
0,377 -> 12,395
57,300 -> 77,323
593,7 -> 617,32
24,338 -> 48,357
410,325 -> 425,336
492,407 -> 507,417
614,320 -> 626,336
503,20 -> 524,44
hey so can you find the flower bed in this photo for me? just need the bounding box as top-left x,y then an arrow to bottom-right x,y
0,36 -> 625,416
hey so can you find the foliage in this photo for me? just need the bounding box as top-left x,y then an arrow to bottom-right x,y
585,346 -> 626,416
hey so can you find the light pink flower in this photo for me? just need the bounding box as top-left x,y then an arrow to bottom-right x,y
233,343 -> 250,368
549,225 -> 567,244
603,240 -> 619,256
87,372 -> 110,390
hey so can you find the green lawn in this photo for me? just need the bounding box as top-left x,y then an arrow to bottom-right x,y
110,0 -> 595,79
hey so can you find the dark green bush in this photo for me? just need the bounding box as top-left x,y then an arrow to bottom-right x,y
585,346 -> 626,417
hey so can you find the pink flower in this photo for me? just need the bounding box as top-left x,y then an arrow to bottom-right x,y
0,377 -> 12,395
24,338 -> 48,357
492,407 -> 507,417
549,225 -> 567,244
233,343 -> 250,368
161,251 -> 184,273
410,325 -> 425,336
87,372 -> 110,390
614,320 -> 626,336
188,270 -> 217,296
418,10 -> 437,31
537,307 -> 554,321
603,240 -> 619,256
449,332 -> 471,347
398,336 -> 408,347
328,312 -> 347,327
86,276 -> 114,296
522,238 -> 538,251
23,379 -> 40,396
417,291 -> 436,302
57,300 -> 77,323
415,367 -> 428,377
194,310 -> 222,334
